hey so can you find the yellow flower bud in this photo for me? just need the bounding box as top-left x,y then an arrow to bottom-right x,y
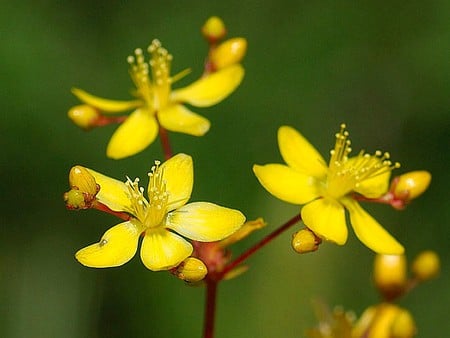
174,257 -> 208,283
373,254 -> 407,300
292,228 -> 321,254
391,309 -> 417,338
210,38 -> 247,70
64,189 -> 87,209
68,104 -> 99,130
411,250 -> 440,281
69,166 -> 98,195
201,16 -> 226,42
393,171 -> 431,200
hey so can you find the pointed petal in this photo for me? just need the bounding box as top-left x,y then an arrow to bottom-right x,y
140,228 -> 193,271
253,164 -> 320,204
158,153 -> 193,211
107,108 -> 158,159
75,221 -> 141,268
166,202 -> 245,241
342,199 -> 404,254
278,126 -> 328,178
353,161 -> 391,198
72,88 -> 142,113
171,65 -> 244,107
301,198 -> 348,245
85,168 -> 133,213
158,104 -> 210,136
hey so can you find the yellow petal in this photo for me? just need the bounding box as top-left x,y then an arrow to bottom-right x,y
158,153 -> 193,211
253,164 -> 320,204
301,198 -> 348,245
107,108 -> 158,159
71,88 -> 142,113
350,156 -> 391,198
171,65 -> 244,107
158,104 -> 210,136
343,199 -> 404,254
278,126 -> 328,178
140,228 -> 193,271
166,202 -> 245,241
85,167 -> 133,213
75,221 -> 141,268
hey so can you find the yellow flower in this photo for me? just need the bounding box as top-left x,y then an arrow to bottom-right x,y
71,39 -> 244,159
253,124 -> 404,254
75,153 -> 245,271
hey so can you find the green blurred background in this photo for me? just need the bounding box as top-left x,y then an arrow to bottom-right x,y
1,1 -> 449,337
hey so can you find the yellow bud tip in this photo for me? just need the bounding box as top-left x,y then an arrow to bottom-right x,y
210,38 -> 247,70
64,189 -> 86,209
69,166 -> 99,195
220,217 -> 266,248
391,309 -> 417,338
68,104 -> 99,130
202,16 -> 227,42
174,257 -> 208,283
292,228 -> 321,254
373,254 -> 407,300
411,250 -> 440,281
393,171 -> 431,200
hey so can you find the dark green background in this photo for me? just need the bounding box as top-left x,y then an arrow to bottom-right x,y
1,1 -> 449,337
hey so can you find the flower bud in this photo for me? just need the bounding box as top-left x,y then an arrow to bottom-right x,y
411,250 -> 440,281
393,171 -> 431,200
69,166 -> 98,195
219,217 -> 266,248
391,309 -> 417,338
210,38 -> 247,70
174,257 -> 208,283
68,104 -> 99,130
64,189 -> 87,209
201,16 -> 226,42
373,254 -> 407,300
292,228 -> 321,254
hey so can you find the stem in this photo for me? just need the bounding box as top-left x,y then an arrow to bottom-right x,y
219,213 -> 301,279
158,125 -> 173,160
203,279 -> 218,338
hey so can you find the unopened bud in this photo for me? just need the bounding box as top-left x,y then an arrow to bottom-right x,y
292,228 -> 321,254
202,16 -> 226,42
68,104 -> 99,130
391,309 -> 417,338
373,254 -> 407,300
220,217 -> 266,248
411,250 -> 440,281
64,189 -> 87,209
174,257 -> 208,283
69,166 -> 99,195
210,38 -> 247,70
393,171 -> 431,201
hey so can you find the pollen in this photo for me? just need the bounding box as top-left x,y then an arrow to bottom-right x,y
326,124 -> 400,199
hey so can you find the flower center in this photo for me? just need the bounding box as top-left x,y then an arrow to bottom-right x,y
127,39 -> 172,111
325,124 -> 400,199
126,160 -> 169,229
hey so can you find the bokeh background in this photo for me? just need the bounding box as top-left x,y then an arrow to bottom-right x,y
1,1 -> 449,337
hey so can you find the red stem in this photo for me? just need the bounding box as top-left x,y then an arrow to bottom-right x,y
203,279 -> 218,338
158,125 -> 173,160
93,201 -> 131,221
218,213 -> 302,280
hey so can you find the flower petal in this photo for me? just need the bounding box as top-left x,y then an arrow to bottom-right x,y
278,126 -> 328,178
166,202 -> 245,241
140,228 -> 193,271
171,64 -> 244,107
158,153 -> 193,211
71,88 -> 142,113
301,198 -> 348,245
85,168 -> 133,213
353,164 -> 391,198
342,199 -> 404,254
107,108 -> 158,159
75,221 -> 141,268
253,164 -> 320,204
158,104 -> 210,136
